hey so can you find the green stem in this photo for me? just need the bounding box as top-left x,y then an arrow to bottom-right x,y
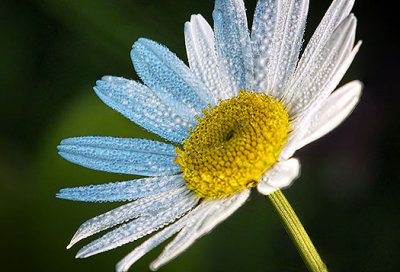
267,189 -> 327,272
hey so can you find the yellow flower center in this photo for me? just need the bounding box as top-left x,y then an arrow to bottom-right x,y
174,90 -> 289,199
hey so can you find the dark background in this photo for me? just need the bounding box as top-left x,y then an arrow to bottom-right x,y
1,0 -> 399,271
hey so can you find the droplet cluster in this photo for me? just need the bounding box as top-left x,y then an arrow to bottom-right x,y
174,90 -> 289,198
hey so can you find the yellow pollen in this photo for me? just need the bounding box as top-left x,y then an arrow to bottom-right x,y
174,90 -> 289,199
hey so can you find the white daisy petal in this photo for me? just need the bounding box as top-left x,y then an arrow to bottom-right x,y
76,191 -> 199,258
257,158 -> 301,195
56,175 -> 185,202
149,210 -> 213,270
304,40 -> 361,114
280,40 -> 361,160
116,200 -> 216,272
184,15 -> 225,102
131,38 -> 213,119
254,0 -> 309,98
58,137 -> 179,176
295,80 -> 362,150
116,225 -> 183,272
66,186 -> 189,249
213,0 -> 253,94
94,76 -> 194,143
150,189 -> 250,270
285,14 -> 359,115
288,0 -> 355,95
250,0 -> 276,92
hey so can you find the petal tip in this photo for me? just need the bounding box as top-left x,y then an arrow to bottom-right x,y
75,248 -> 87,259
149,263 -> 158,271
257,183 -> 278,195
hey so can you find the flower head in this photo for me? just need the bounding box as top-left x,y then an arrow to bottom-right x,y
57,0 -> 362,271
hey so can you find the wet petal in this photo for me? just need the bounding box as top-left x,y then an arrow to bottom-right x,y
295,80 -> 362,150
257,158 -> 300,195
250,0 -> 276,92
116,200 -> 216,272
58,137 -> 179,176
131,38 -> 213,119
150,189 -> 250,270
76,192 -> 199,258
56,175 -> 185,202
213,0 -> 253,94
66,186 -> 189,248
184,15 -> 226,101
252,0 -> 309,98
288,0 -> 355,97
94,76 -> 194,143
285,15 -> 359,116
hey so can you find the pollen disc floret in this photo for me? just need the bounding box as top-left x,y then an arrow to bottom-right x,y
174,90 -> 290,199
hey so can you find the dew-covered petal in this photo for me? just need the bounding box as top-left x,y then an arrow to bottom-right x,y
66,186 -> 189,249
184,15 -> 227,102
58,136 -> 179,176
257,158 -> 300,195
288,0 -> 355,97
301,39 -> 361,116
56,175 -> 185,203
285,15 -> 359,116
115,200 -> 217,272
252,0 -> 309,98
76,192 -> 199,258
280,43 -> 361,160
131,38 -> 213,119
94,76 -> 194,143
294,80 -> 362,150
213,0 -> 253,94
150,203 -> 215,269
250,0 -> 276,92
150,189 -> 250,270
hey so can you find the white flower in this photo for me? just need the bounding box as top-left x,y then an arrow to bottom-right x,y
57,0 -> 361,271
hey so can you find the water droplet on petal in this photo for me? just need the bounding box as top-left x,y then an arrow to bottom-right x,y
212,10 -> 222,21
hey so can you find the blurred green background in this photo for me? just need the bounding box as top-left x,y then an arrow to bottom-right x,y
1,0 -> 399,271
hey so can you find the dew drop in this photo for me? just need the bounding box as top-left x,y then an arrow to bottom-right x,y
212,10 -> 223,21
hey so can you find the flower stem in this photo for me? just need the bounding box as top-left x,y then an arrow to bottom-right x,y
267,189 -> 327,272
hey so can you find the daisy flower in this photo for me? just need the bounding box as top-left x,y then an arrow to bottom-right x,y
57,0 -> 361,271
